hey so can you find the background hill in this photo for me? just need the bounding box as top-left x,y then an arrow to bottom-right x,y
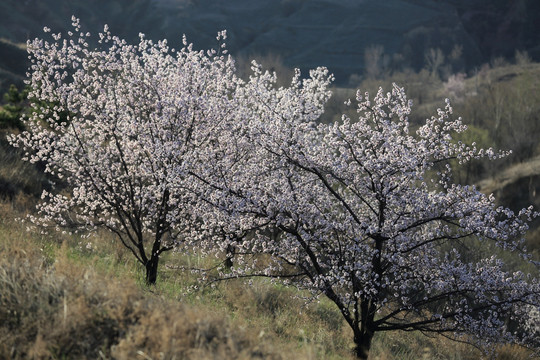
0,39 -> 27,95
1,0 -> 539,87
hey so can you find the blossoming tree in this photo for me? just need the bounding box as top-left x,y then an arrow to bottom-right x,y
202,78 -> 540,358
9,18 -> 242,284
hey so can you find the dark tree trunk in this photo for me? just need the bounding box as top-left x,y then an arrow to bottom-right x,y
145,256 -> 159,285
354,328 -> 374,360
224,244 -> 235,269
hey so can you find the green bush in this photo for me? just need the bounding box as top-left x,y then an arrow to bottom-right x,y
0,84 -> 27,130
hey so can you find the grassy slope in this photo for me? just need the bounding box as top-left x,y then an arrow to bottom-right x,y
1,196 -> 536,359
0,205 -> 304,360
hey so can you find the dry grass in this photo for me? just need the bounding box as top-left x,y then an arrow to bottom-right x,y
0,132 -> 50,202
0,212 -> 286,360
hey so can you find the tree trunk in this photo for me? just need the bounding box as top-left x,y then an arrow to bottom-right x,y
145,256 -> 159,285
224,244 -> 235,269
354,329 -> 374,360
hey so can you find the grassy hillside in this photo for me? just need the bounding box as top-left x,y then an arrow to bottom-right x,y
0,210 -> 287,359
3,199 -> 536,359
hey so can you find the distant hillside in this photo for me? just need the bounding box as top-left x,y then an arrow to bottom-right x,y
478,155 -> 540,211
1,0 -> 539,84
446,0 -> 540,61
0,39 -> 26,95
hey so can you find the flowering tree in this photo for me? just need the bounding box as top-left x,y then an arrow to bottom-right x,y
203,80 -> 540,358
9,17 -> 241,284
